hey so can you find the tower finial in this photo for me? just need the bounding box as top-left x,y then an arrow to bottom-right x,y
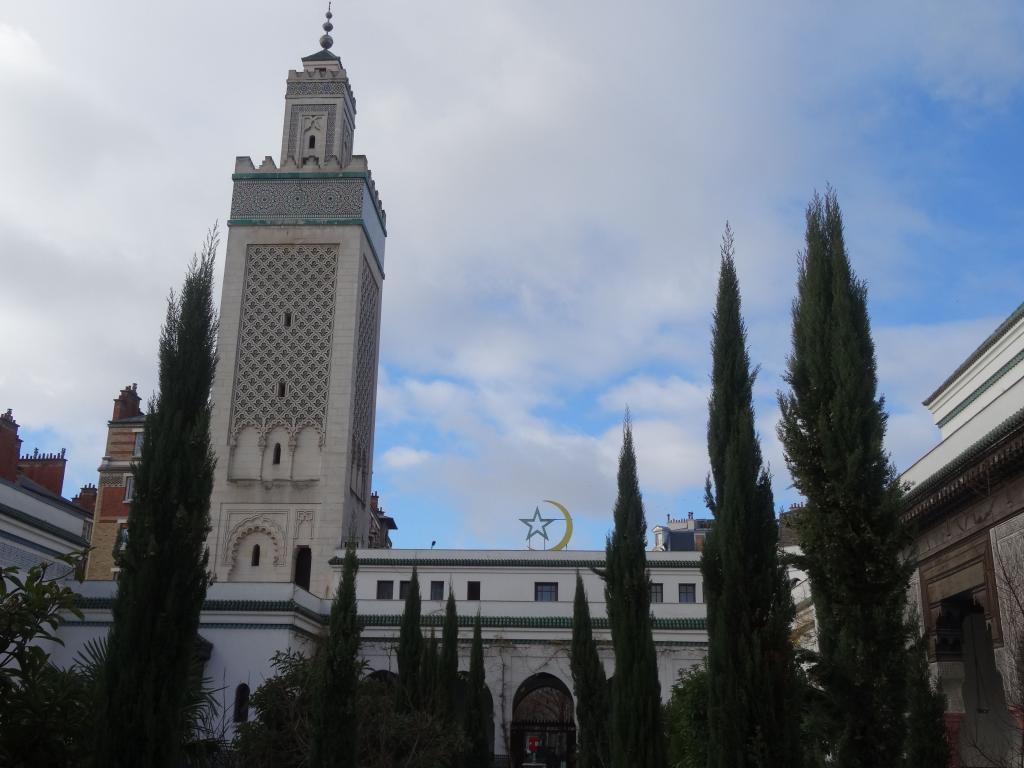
320,4 -> 334,51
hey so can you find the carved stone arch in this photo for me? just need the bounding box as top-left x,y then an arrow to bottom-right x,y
224,514 -> 287,567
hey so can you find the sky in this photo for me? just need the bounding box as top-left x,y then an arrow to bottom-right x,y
1,1 -> 1022,551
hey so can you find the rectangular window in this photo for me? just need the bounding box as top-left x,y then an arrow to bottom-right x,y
534,582 -> 559,602
132,432 -> 144,457
113,522 -> 129,555
399,580 -> 411,600
467,581 -> 481,601
650,582 -> 664,603
430,580 -> 444,601
123,475 -> 135,502
376,580 -> 394,600
679,583 -> 696,604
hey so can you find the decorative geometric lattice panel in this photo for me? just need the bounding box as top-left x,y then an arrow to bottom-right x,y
350,260 -> 380,491
230,244 -> 339,444
286,80 -> 346,97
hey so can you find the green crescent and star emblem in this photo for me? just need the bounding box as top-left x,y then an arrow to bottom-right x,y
520,507 -> 556,544
520,500 -> 574,550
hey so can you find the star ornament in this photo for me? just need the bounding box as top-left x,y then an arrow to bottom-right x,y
520,507 -> 556,546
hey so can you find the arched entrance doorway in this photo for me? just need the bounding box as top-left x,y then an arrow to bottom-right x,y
511,672 -> 575,768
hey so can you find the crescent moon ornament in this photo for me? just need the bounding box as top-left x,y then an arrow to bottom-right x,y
544,500 -> 573,551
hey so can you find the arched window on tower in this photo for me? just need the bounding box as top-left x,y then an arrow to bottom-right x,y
251,544 -> 261,568
233,683 -> 250,723
272,443 -> 282,465
308,134 -> 316,149
294,546 -> 312,591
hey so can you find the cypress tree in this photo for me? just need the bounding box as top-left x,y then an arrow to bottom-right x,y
778,189 -> 912,766
605,416 -> 665,768
438,590 -> 459,722
903,633 -> 950,768
94,229 -> 219,767
420,629 -> 439,712
309,545 -> 361,768
398,566 -> 423,708
571,571 -> 609,768
702,224 -> 801,767
462,612 -> 491,768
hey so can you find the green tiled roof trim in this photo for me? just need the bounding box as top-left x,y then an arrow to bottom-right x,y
936,348 -> 1024,428
924,302 -> 1024,406
903,404 -> 1024,510
75,596 -> 705,631
0,502 -> 90,548
340,556 -> 700,569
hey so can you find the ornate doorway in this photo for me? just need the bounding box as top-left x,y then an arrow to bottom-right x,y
510,673 -> 576,768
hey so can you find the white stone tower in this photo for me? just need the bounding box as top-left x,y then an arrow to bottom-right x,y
207,10 -> 387,598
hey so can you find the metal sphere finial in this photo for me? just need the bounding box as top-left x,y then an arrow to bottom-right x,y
320,3 -> 334,50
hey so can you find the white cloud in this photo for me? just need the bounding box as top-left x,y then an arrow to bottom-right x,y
1,1 -> 1019,539
381,446 -> 432,470
599,375 -> 709,419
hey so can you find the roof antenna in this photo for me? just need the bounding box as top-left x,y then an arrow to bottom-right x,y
320,4 -> 334,50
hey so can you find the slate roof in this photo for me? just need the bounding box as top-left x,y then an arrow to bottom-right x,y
301,49 -> 341,63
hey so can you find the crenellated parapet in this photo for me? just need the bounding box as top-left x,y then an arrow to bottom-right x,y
228,155 -> 387,270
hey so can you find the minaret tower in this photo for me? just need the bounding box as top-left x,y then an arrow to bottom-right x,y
207,9 -> 387,598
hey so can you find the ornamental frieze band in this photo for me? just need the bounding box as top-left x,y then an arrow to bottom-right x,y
229,177 -> 364,220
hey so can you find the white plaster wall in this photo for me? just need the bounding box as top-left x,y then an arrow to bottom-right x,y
261,426 -> 291,481
228,426 -> 261,480
929,319 -> 1024,437
293,426 -> 321,480
903,372 -> 1024,488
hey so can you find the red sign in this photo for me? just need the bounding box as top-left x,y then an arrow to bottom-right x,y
527,735 -> 543,753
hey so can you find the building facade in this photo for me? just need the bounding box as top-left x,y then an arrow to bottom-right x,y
205,17 -> 388,599
54,547 -> 707,765
902,302 -> 1024,767
0,409 -> 93,575
84,384 -> 146,579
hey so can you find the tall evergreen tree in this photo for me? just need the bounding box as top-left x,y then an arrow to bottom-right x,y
94,229 -> 219,767
605,416 -> 665,768
664,665 -> 709,768
701,224 -> 801,766
903,633 -> 950,768
462,612 -> 491,768
438,590 -> 459,722
778,189 -> 912,766
398,566 -> 424,708
420,629 -> 439,713
571,571 -> 609,768
309,545 -> 362,768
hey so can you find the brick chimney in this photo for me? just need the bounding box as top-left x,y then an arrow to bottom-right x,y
18,447 -> 68,496
113,383 -> 142,421
72,483 -> 98,514
0,410 -> 22,483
